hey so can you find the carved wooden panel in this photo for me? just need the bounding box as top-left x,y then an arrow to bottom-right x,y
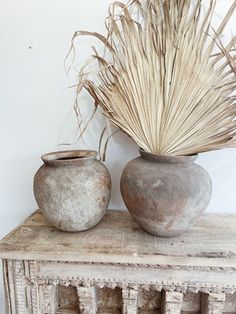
223,292 -> 236,313
97,287 -> 122,313
202,293 -> 226,314
57,285 -> 80,313
182,292 -> 201,314
138,288 -> 161,313
162,291 -> 183,314
1,210 -> 236,313
2,258 -> 236,314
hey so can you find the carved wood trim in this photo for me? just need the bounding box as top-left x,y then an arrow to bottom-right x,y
202,293 -> 226,314
77,286 -> 98,314
2,259 -> 236,313
122,286 -> 138,313
162,291 -> 183,314
3,260 -> 11,314
5,260 -> 27,314
40,283 -> 56,313
34,261 -> 236,295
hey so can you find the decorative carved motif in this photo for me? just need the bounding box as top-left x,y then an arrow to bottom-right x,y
40,284 -> 56,313
202,293 -> 226,314
162,291 -> 183,314
122,286 -> 138,313
77,286 -> 98,314
28,260 -> 39,313
32,260 -> 236,295
4,260 -> 27,314
31,259 -> 236,273
2,259 -> 236,313
3,260 -> 11,314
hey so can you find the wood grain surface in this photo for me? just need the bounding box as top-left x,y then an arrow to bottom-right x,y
0,210 -> 236,268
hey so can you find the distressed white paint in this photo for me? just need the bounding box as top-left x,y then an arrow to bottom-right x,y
0,0 -> 236,311
1,210 -> 236,313
162,291 -> 183,314
122,287 -> 139,314
202,293 -> 226,314
77,286 -> 98,314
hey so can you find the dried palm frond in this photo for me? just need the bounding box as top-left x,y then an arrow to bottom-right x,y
70,0 -> 236,156
218,36 -> 236,75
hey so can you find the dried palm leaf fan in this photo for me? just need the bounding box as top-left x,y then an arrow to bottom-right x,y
71,0 -> 236,157
221,37 -> 236,72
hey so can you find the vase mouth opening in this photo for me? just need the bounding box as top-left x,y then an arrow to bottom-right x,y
41,150 -> 97,166
139,148 -> 198,164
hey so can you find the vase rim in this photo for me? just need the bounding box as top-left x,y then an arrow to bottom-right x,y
139,148 -> 198,163
41,150 -> 97,166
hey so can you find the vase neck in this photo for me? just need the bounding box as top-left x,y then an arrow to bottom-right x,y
41,150 -> 97,167
139,149 -> 198,164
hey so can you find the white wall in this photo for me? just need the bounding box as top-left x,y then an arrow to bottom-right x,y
0,0 -> 236,311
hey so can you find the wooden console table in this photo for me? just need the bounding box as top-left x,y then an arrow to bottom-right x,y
0,210 -> 236,313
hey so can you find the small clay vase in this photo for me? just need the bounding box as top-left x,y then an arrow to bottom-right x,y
120,149 -> 212,237
34,150 -> 111,232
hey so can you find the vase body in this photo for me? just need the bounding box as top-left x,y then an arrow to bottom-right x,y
34,150 -> 111,232
120,150 -> 212,237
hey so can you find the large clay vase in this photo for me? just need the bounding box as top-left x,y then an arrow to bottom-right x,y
120,149 -> 212,237
34,150 -> 111,232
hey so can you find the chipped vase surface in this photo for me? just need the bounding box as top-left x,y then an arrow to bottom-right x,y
120,149 -> 212,237
34,150 -> 111,232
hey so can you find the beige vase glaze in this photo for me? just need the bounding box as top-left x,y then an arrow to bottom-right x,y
121,149 -> 212,237
34,150 -> 111,232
